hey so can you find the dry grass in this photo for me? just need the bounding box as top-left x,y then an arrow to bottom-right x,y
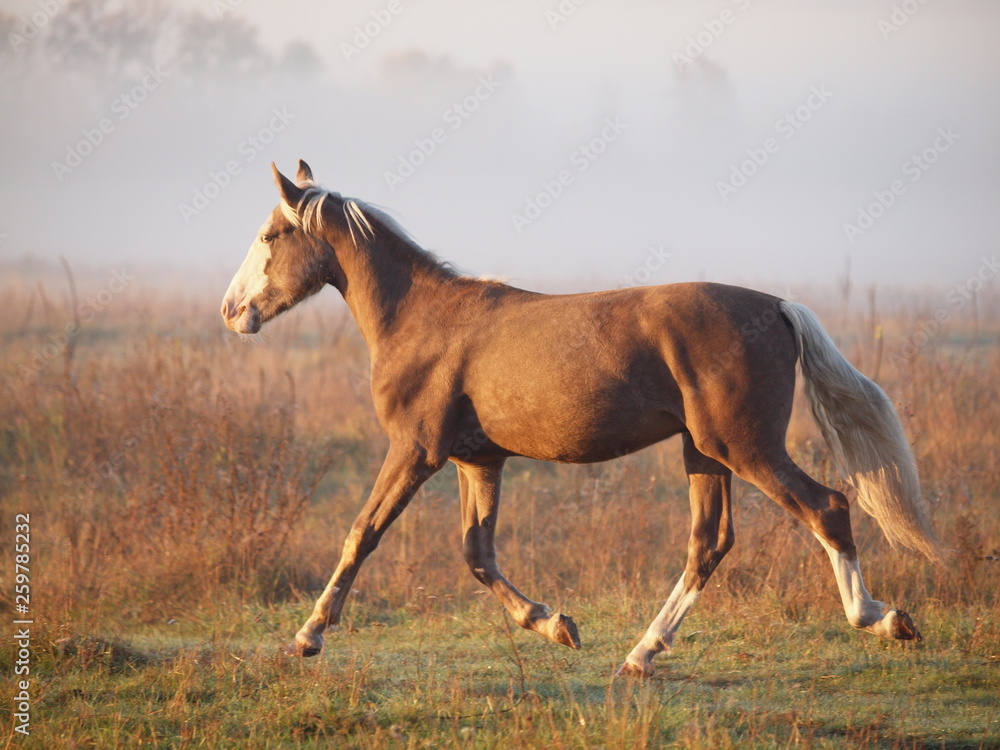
0,268 -> 997,746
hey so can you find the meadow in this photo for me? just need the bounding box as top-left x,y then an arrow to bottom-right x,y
1,265 -> 997,748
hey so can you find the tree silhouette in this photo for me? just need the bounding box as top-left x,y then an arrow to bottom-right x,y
2,0 -> 321,84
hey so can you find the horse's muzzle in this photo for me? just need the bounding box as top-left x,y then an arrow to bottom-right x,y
221,300 -> 261,334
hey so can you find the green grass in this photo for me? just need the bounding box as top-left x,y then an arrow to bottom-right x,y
5,599 -> 998,749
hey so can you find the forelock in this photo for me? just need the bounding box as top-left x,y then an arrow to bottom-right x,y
281,185 -> 332,234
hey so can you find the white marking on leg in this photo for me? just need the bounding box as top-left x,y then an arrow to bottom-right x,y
623,574 -> 701,671
818,539 -> 885,629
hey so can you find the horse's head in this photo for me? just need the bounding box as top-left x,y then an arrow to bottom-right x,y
221,160 -> 344,334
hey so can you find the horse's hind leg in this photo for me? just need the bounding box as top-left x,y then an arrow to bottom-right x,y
617,433 -> 734,677
738,452 -> 921,641
456,459 -> 580,649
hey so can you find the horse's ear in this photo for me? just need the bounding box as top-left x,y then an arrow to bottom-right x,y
272,162 -> 304,211
296,159 -> 314,185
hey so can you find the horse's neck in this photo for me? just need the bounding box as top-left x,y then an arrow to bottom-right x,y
338,235 -> 448,349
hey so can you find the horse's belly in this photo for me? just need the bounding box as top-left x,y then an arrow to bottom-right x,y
472,381 -> 684,464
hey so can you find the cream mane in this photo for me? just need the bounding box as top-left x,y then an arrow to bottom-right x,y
281,180 -> 457,279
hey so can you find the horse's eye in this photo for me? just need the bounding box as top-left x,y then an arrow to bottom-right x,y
260,234 -> 274,244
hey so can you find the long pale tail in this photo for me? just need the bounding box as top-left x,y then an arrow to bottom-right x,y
780,301 -> 942,563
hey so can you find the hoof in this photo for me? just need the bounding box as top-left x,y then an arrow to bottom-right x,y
287,633 -> 324,657
885,609 -> 922,641
865,608 -> 922,642
615,660 -> 653,679
546,613 -> 581,649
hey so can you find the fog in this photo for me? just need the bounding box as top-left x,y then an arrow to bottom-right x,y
1,0 -> 998,295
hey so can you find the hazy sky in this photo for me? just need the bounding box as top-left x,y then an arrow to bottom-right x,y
1,0 -> 998,294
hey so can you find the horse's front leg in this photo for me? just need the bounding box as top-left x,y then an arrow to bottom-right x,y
289,444 -> 440,657
457,459 -> 580,649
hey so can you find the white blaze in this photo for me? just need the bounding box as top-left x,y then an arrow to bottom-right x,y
222,220 -> 273,327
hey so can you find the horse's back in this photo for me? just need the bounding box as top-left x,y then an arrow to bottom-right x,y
455,281 -> 796,463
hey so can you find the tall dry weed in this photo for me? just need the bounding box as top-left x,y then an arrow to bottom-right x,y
0,274 -> 996,633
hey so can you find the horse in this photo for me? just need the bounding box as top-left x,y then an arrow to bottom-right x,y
221,160 -> 940,677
